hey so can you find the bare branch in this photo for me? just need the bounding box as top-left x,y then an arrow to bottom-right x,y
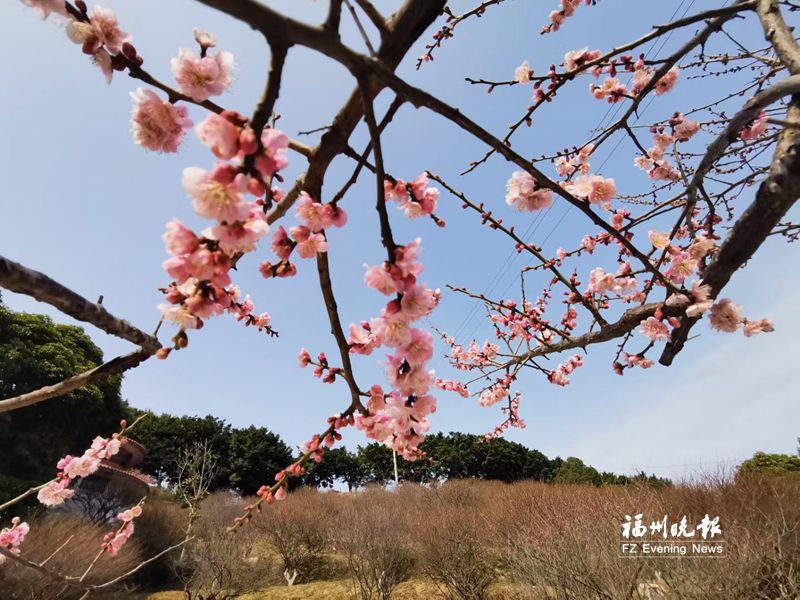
0,255 -> 159,351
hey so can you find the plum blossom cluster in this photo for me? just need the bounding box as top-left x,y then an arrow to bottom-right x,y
259,192 -> 347,278
0,518 -> 29,564
589,54 -> 680,103
298,349 -> 343,384
638,287 -> 773,348
384,173 -> 441,221
348,240 -> 441,460
542,0 -> 592,34
547,354 -> 584,386
22,2 -> 235,154
131,30 -> 235,154
171,30 -> 234,102
634,113 -> 701,181
252,413 -> 354,507
550,143 -> 617,206
158,111 -> 295,346
479,374 -> 513,407
64,3 -> 132,84
37,432 -> 124,506
102,502 -> 143,556
484,391 -> 525,440
586,264 -> 640,301
434,377 -> 470,398
447,338 -> 499,370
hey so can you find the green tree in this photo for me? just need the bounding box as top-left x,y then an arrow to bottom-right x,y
737,452 -> 800,479
357,443 -> 396,485
228,426 -> 293,495
128,412 -> 232,489
554,457 -> 602,485
0,305 -> 127,500
303,447 -> 366,490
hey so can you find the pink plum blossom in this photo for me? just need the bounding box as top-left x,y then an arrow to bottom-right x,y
364,264 -> 402,296
159,304 -> 202,329
182,166 -> 251,222
686,280 -> 714,318
194,28 -> 216,49
36,479 -> 74,506
290,226 -> 328,258
505,171 -> 553,211
743,318 -> 774,337
648,230 -> 670,249
401,328 -> 434,366
171,47 -> 234,102
563,47 -> 601,71
514,60 -> 532,83
739,111 -> 768,141
590,77 -> 627,102
639,316 -> 670,341
130,88 -> 192,153
654,66 -> 680,95
0,518 -> 29,563
709,298 -> 743,333
208,209 -> 269,255
255,128 -> 290,179
400,284 -> 438,320
195,113 -> 241,159
664,250 -> 698,284
163,220 -> 200,256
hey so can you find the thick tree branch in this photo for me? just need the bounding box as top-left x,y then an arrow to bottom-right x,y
251,43 -> 289,134
0,256 -> 159,351
352,0 -> 389,39
660,97 -> 800,364
756,0 -> 800,74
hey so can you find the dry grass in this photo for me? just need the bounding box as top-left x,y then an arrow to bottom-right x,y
24,475 -> 800,599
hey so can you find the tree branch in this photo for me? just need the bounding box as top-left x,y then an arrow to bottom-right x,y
0,255 -> 159,351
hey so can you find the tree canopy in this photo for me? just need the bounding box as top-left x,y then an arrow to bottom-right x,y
0,304 -> 128,499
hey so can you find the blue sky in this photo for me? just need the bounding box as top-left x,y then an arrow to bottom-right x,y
2,0 -> 798,480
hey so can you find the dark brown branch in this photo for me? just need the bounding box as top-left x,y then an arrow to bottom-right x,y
359,82 -> 396,260
251,43 -> 289,134
0,255 -> 159,351
324,0 -> 344,34
315,251 -> 365,411
245,0 -> 446,224
352,0 -> 389,39
330,96 -> 403,205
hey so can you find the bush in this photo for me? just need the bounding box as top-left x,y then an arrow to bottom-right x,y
131,496 -> 188,586
337,489 -> 414,599
0,513 -> 144,600
179,492 -> 268,600
414,481 -> 498,600
252,487 -> 336,584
